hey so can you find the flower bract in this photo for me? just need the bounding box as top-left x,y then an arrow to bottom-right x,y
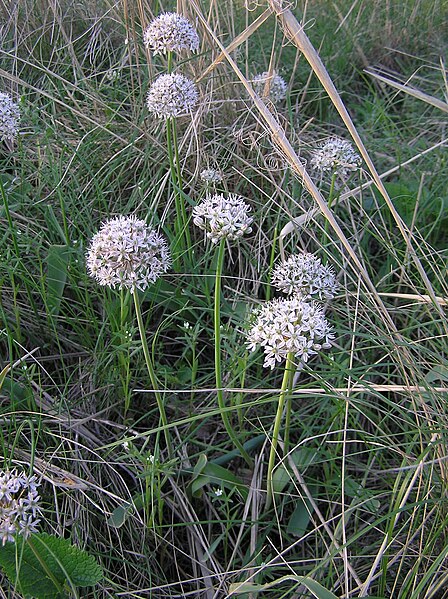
86,215 -> 171,293
200,168 -> 223,184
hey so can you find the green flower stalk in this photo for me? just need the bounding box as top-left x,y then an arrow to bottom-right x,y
144,12 -> 200,267
194,194 -> 254,467
246,296 -> 334,507
86,215 -> 173,456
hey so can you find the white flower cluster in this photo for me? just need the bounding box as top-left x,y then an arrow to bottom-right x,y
310,136 -> 361,177
86,215 -> 171,293
252,71 -> 287,103
0,470 -> 41,545
200,168 -> 222,184
272,253 -> 338,301
246,297 -> 334,369
146,73 -> 198,119
144,13 -> 199,55
193,193 -> 253,243
0,92 -> 20,142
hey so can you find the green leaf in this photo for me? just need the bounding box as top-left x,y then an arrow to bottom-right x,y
228,575 -> 338,598
46,245 -> 72,316
0,533 -> 102,598
287,498 -> 313,537
188,455 -> 248,499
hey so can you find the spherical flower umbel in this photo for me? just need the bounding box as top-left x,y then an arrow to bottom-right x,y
200,168 -> 223,184
143,13 -> 199,55
0,92 -> 20,142
146,73 -> 198,119
246,297 -> 334,369
0,470 -> 41,545
193,193 -> 253,243
272,253 -> 338,301
252,71 -> 287,103
86,215 -> 171,293
310,136 -> 361,177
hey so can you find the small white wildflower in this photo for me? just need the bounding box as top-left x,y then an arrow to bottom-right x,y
86,215 -> 171,293
246,297 -> 334,369
272,253 -> 338,301
252,71 -> 287,103
0,92 -> 20,142
0,470 -> 42,545
104,68 -> 120,82
200,168 -> 223,184
146,73 -> 198,119
310,136 -> 361,177
183,321 -> 191,330
122,441 -> 130,451
144,13 -> 199,55
193,193 -> 253,244
214,488 -> 223,497
147,454 -> 155,464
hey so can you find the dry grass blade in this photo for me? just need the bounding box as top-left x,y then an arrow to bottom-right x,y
189,1 -> 402,338
365,68 -> 448,113
198,7 -> 273,81
266,1 -> 445,317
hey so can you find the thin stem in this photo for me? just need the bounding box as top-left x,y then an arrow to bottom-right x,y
171,117 -> 193,259
266,352 -> 295,510
214,239 -> 253,468
133,292 -> 173,458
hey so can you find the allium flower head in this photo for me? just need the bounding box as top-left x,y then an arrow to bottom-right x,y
200,168 -> 222,184
272,253 -> 338,301
86,215 -> 171,293
0,470 -> 41,545
146,73 -> 198,119
193,193 -> 253,243
143,13 -> 199,55
252,71 -> 287,103
0,92 -> 20,142
310,136 -> 361,177
246,297 -> 334,369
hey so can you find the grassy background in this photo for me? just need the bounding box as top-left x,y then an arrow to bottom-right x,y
0,0 -> 447,597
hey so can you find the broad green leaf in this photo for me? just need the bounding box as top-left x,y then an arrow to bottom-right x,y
0,533 -> 102,598
287,498 -> 313,537
228,575 -> 338,598
46,245 -> 72,316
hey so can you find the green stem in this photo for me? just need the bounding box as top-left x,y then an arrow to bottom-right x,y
171,117 -> 192,259
215,239 -> 253,467
133,292 -> 173,458
266,352 -> 295,510
324,171 -> 338,241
